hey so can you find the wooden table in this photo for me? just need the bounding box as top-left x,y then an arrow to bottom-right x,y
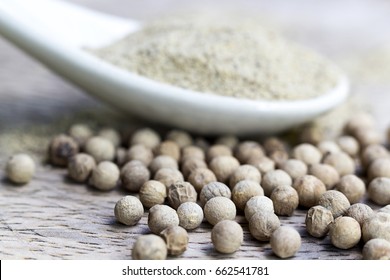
1,0 -> 389,260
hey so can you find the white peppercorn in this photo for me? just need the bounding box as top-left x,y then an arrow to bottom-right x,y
318,190 -> 350,218
337,135 -> 360,157
270,185 -> 299,216
149,155 -> 178,175
308,163 -> 340,190
67,153 -> 96,183
130,127 -> 161,149
188,168 -> 217,193
229,164 -> 261,189
154,140 -> 181,162
121,160 -> 150,192
204,197 -> 236,225
98,127 -> 121,147
127,144 -> 153,166
154,167 -> 184,189
160,225 -> 189,256
115,147 -> 127,167
293,175 -> 326,208
139,180 -> 167,208
181,145 -> 205,162
263,137 -> 287,154
249,212 -> 280,241
345,203 -> 374,227
362,212 -> 390,243
48,134 -> 79,166
114,195 -> 144,226
89,161 -> 120,191
247,156 -> 275,174
368,177 -> 390,206
278,159 -> 307,181
177,202 -> 204,230
211,220 -> 243,254
84,136 -> 115,163
270,227 -> 301,259
231,180 -> 264,211
5,153 -> 35,184
362,238 -> 390,260
209,155 -> 240,184
167,181 -> 197,209
354,127 -> 382,147
132,234 -> 167,260
148,204 -> 179,234
329,216 -> 361,249
206,144 -> 232,162
305,205 -> 334,238
244,196 -> 274,221
199,182 -> 231,207
368,158 -> 390,181
68,123 -> 93,146
166,129 -> 192,148
269,150 -> 289,166
181,158 -> 207,179
262,169 -> 292,197
292,143 -> 322,165
344,112 -> 375,135
361,144 -> 390,169
322,152 -> 355,176
234,141 -> 265,164
335,174 -> 366,204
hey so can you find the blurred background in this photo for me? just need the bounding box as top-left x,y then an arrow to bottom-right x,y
1,0 -> 390,158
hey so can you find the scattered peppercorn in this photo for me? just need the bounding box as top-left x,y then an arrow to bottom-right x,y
114,195 -> 144,226
5,153 -> 35,184
211,220 -> 243,254
132,234 -> 167,260
270,226 -> 301,258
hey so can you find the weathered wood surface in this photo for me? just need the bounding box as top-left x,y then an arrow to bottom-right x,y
1,0 -> 390,260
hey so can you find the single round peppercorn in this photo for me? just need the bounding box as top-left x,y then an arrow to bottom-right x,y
181,145 -> 205,162
345,203 -> 374,227
278,159 -> 308,181
148,204 -> 179,234
68,123 -> 93,146
362,238 -> 390,260
329,216 -> 361,249
293,175 -> 326,208
337,135 -> 360,157
130,127 -> 161,149
318,190 -> 351,218
98,127 -> 121,147
181,158 -> 207,179
5,153 -> 35,184
308,163 -> 340,190
305,205 -> 334,238
362,212 -> 390,243
165,129 -> 193,149
204,196 -> 236,225
89,161 -> 119,191
317,140 -> 341,155
139,180 -> 167,208
121,160 -> 150,192
167,181 -> 197,210
368,158 -> 390,181
292,143 -> 322,165
132,234 -> 167,260
249,212 -> 280,241
206,144 -> 232,163
234,141 -> 264,164
209,155 -> 240,184
271,185 -> 299,216
67,153 -> 96,183
335,174 -> 366,204
160,225 -> 189,256
322,152 -> 355,176
368,177 -> 390,206
215,135 -> 239,150
244,196 -> 274,221
154,140 -> 181,162
154,167 -> 184,189
149,155 -> 178,175
48,134 -> 79,166
127,144 -> 153,166
247,156 -> 275,174
177,202 -> 204,230
211,220 -> 243,254
114,195 -> 144,226
84,136 -> 115,163
270,227 -> 301,259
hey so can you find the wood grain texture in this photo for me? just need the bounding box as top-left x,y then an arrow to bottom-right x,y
1,0 -> 390,260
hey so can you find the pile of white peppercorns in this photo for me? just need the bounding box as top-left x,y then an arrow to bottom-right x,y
4,112 -> 390,260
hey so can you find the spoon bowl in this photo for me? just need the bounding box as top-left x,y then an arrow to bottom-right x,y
0,0 -> 350,135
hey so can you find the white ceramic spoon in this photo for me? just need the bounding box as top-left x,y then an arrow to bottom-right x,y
0,0 -> 350,135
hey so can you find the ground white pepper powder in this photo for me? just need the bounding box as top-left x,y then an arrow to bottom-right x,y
92,15 -> 341,101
